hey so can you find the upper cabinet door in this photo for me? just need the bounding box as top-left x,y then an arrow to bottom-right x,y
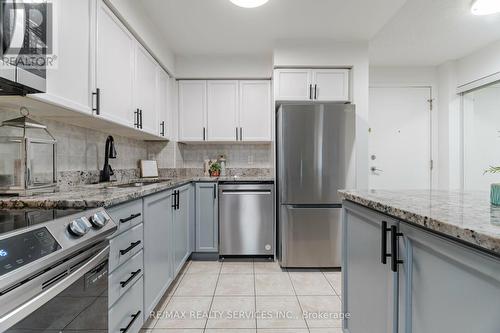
239,80 -> 272,142
134,43 -> 158,134
96,0 -> 134,126
38,0 -> 93,114
156,68 -> 169,138
179,80 -> 207,142
207,81 -> 239,142
274,69 -> 312,101
312,69 -> 350,102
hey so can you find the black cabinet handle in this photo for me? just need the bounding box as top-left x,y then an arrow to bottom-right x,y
172,190 -> 177,209
203,127 -> 206,141
213,184 -> 217,199
120,269 -> 142,288
176,190 -> 180,210
314,84 -> 318,99
120,240 -> 141,255
120,310 -> 142,333
390,225 -> 404,272
381,221 -> 391,264
309,84 -> 313,99
160,121 -> 165,136
240,127 -> 243,141
119,213 -> 141,224
134,109 -> 139,128
236,127 -> 238,141
92,88 -> 100,115
139,110 -> 143,129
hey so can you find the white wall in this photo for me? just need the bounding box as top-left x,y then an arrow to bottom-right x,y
175,55 -> 273,79
369,66 -> 437,86
107,0 -> 176,74
456,39 -> 500,89
273,40 -> 369,189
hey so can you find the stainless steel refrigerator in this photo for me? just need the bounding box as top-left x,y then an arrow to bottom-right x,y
277,103 -> 355,268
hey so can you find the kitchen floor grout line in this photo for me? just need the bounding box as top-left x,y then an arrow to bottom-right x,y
253,258 -> 258,330
322,270 -> 341,298
203,261 -> 223,332
287,269 -> 310,331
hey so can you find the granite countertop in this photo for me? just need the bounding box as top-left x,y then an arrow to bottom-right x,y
0,176 -> 274,210
339,189 -> 500,256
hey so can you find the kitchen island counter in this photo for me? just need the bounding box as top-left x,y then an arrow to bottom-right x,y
339,189 -> 500,256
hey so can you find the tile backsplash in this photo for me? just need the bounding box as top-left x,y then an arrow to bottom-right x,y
0,110 -> 273,185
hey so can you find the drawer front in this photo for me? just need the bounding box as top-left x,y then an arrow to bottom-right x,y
109,223 -> 144,272
109,277 -> 144,333
109,250 -> 144,307
108,199 -> 143,236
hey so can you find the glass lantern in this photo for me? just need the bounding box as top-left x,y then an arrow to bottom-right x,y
0,108 -> 58,196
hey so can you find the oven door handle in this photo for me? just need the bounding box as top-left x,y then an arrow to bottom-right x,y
0,245 -> 110,332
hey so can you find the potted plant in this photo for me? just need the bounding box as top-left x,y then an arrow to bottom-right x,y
484,166 -> 500,205
209,161 -> 221,177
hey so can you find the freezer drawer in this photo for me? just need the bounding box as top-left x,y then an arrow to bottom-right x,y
279,205 -> 341,268
219,183 -> 274,256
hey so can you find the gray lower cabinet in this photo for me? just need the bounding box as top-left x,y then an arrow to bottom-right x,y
173,184 -> 192,275
195,182 -> 218,252
398,223 -> 500,333
342,201 -> 398,333
143,190 -> 174,316
343,201 -> 500,333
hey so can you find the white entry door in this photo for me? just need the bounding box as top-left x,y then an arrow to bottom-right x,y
369,87 -> 432,189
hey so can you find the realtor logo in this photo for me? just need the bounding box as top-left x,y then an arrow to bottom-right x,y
1,0 -> 54,69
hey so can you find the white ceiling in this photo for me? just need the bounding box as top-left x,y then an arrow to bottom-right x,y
140,0 -> 500,66
141,0 -> 406,56
369,0 -> 500,66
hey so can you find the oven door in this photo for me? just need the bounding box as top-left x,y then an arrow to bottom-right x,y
0,244 -> 109,332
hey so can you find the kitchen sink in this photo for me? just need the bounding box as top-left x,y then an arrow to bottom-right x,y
103,179 -> 171,189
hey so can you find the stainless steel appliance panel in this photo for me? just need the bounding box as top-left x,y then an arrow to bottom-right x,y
219,183 -> 274,256
279,205 -> 341,267
278,104 -> 355,204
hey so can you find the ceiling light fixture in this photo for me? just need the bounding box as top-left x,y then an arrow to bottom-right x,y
471,0 -> 500,15
230,0 -> 269,8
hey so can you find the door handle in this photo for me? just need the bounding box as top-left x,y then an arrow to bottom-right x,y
371,166 -> 383,173
314,84 -> 317,99
381,221 -> 391,264
390,225 -> 404,272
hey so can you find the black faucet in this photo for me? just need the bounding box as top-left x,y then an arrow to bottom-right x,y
100,136 -> 117,182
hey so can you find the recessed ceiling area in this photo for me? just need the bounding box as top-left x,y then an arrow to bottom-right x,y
139,0 -> 500,66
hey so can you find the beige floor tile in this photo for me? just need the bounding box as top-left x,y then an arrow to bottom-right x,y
255,296 -> 307,329
207,296 -> 256,329
298,295 -> 342,328
155,297 -> 212,329
323,272 -> 342,296
309,329 -> 343,333
289,272 -> 335,296
215,274 -> 255,296
145,330 -> 204,333
186,261 -> 222,274
255,274 -> 295,296
174,274 -> 218,296
205,328 -> 255,333
254,261 -> 286,274
221,262 -> 254,274
257,328 -> 309,333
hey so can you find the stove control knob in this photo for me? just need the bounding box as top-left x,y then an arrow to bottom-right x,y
68,217 -> 91,237
89,212 -> 109,229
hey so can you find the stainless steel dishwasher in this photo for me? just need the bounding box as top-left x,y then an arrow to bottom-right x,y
219,181 -> 274,256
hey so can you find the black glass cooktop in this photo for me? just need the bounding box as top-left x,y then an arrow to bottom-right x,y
0,209 -> 85,236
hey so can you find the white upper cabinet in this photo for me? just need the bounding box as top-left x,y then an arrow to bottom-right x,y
96,0 -> 135,126
134,43 -> 158,134
274,69 -> 312,101
35,0 -> 94,114
179,81 -> 207,142
156,68 -> 169,138
274,68 -> 350,102
312,69 -> 350,101
239,80 -> 271,142
207,81 -> 239,142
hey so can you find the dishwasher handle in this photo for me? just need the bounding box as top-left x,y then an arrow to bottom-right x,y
221,189 -> 272,194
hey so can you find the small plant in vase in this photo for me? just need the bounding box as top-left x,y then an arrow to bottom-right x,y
484,166 -> 500,205
209,162 -> 221,177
